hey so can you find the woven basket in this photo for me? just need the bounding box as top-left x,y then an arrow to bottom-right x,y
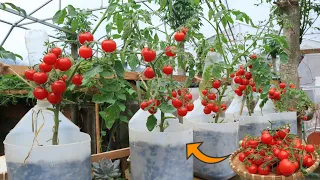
229,149 -> 320,180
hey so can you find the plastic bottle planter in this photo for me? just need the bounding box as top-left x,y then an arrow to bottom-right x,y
129,110 -> 193,180
185,115 -> 239,180
238,112 -> 298,140
4,131 -> 91,180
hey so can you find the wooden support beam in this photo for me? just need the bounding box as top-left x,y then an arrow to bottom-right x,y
300,49 -> 320,55
91,147 -> 130,163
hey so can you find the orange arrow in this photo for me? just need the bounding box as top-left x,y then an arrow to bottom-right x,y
186,142 -> 230,164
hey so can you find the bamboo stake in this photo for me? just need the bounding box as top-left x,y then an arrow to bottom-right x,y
95,103 -> 101,153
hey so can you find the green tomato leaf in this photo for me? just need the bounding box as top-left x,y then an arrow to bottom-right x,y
66,5 -> 77,16
146,114 -> 157,131
128,54 -> 139,71
114,60 -> 124,78
71,19 -> 78,32
100,104 -> 121,129
159,102 -> 176,113
92,93 -> 114,103
119,115 -> 128,123
117,93 -> 126,100
52,9 -> 67,24
117,102 -> 126,112
84,64 -> 103,79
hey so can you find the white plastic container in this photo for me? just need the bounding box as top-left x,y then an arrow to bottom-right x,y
253,98 -> 276,115
225,95 -> 250,117
4,100 -> 91,180
185,115 -> 239,180
129,109 -> 193,180
25,30 -> 49,66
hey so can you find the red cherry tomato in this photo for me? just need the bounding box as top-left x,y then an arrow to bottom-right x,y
245,72 -> 252,80
39,63 -> 52,72
177,107 -> 188,116
172,98 -> 183,108
186,103 -> 194,111
202,89 -> 208,96
47,93 -> 62,104
174,32 -> 185,42
234,76 -> 242,84
250,54 -> 257,59
279,82 -> 286,89
140,101 -> 149,110
51,80 -> 67,95
279,159 -> 297,176
71,74 -> 83,86
43,53 -> 57,65
203,106 -> 211,114
238,152 -> 246,162
55,58 -> 72,71
33,87 -> 48,100
172,90 -> 177,98
305,144 -> 315,153
303,157 -> 314,167
181,27 -> 188,34
163,65 -> 173,75
221,104 -> 227,111
101,39 -> 117,53
201,99 -> 208,106
212,80 -> 221,89
278,150 -> 289,160
78,46 -> 93,59
207,93 -> 216,100
261,133 -> 273,145
258,165 -> 270,175
24,69 -> 36,81
51,47 -> 62,58
144,67 -> 155,79
185,94 -> 192,100
141,47 -> 156,62
165,46 -> 176,57
247,164 -> 258,174
78,32 -> 94,45
33,72 -> 48,84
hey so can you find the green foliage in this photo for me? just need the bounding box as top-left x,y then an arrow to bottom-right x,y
0,2 -> 26,16
146,114 -> 157,131
0,46 -> 23,61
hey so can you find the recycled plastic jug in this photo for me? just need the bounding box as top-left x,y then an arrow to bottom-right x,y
4,100 -> 92,180
25,30 -> 49,66
129,109 -> 193,180
253,98 -> 276,115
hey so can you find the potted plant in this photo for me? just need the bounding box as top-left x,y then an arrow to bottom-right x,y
129,26 -> 196,179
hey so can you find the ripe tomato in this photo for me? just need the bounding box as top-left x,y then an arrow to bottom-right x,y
212,80 -> 221,89
55,58 -> 72,71
141,48 -> 156,62
252,86 -> 257,92
234,76 -> 242,84
59,75 -> 68,82
47,92 -> 62,104
269,89 -> 275,96
33,72 -> 48,84
207,103 -> 215,111
172,98 -> 183,108
278,129 -> 289,139
39,63 -> 52,72
171,90 -> 177,98
239,152 -> 246,162
174,32 -> 185,42
202,89 -> 208,96
144,67 -> 155,79
207,93 -> 216,100
186,103 -> 194,111
247,164 -> 258,174
24,69 -> 36,81
245,72 -> 252,80
273,148 -> 281,157
201,99 -> 208,106
278,150 -> 289,160
244,148 -> 255,156
33,87 -> 48,100
274,91 -> 281,100
279,82 -> 286,89
305,144 -> 315,153
51,47 -> 62,58
203,106 -> 211,114
276,165 -> 282,175
140,101 -> 148,110
212,105 -> 220,113
148,107 -> 157,114
210,48 -> 214,52
279,159 -> 296,176
253,155 -> 264,166
181,27 -> 188,34
185,94 -> 192,100
236,68 -> 245,76
261,129 -> 269,135
71,74 -> 83,86
79,46 -> 93,59
303,157 -> 314,167
163,65 -> 173,75
230,73 -> 235,78
51,80 -> 66,95
241,79 -> 249,85
301,116 -> 308,121
248,140 -> 259,148
165,46 -> 176,57
101,39 -> 117,52
258,165 -> 270,175
177,107 -> 188,116
261,133 -> 273,145
293,161 -> 299,170
239,85 -> 246,91
250,54 -> 257,59
221,104 -> 227,111
43,53 -> 57,65
78,32 -> 94,44
148,99 -> 161,107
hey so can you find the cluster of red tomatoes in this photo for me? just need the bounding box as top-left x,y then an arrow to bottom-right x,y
200,80 -> 227,114
78,32 -> 117,59
231,65 -> 261,96
239,128 -> 316,176
140,88 -> 194,117
142,27 -> 188,79
268,82 -> 296,101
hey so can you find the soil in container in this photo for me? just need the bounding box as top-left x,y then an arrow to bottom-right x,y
307,131 -> 320,147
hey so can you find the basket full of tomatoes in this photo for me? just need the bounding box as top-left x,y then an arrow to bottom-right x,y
229,126 -> 320,180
